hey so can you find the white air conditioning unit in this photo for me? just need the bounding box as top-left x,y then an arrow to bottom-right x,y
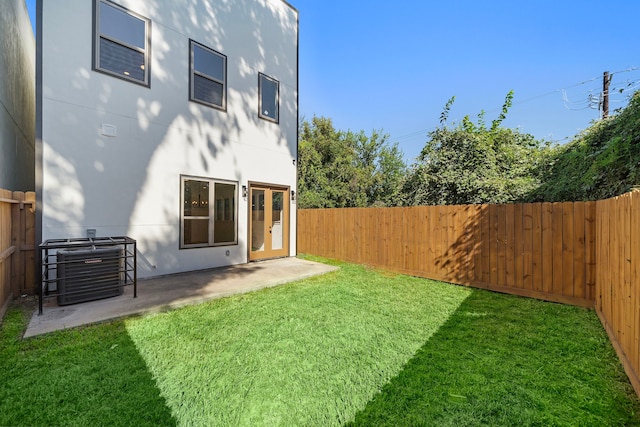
56,247 -> 123,305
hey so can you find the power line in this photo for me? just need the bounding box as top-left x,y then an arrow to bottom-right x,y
387,69 -> 639,146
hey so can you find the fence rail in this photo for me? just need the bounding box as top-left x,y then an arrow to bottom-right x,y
0,188 -> 36,317
299,193 -> 639,397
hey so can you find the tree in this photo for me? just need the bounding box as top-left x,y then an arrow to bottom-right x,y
400,92 -> 553,206
298,116 -> 406,208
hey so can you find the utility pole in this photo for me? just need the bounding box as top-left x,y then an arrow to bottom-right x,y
602,71 -> 612,119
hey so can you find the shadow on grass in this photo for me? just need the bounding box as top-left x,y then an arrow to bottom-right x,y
0,305 -> 176,427
348,289 -> 640,427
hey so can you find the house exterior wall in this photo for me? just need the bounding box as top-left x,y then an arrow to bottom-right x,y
0,0 -> 35,191
37,0 -> 298,277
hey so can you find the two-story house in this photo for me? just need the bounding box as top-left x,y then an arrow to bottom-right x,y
36,0 -> 298,278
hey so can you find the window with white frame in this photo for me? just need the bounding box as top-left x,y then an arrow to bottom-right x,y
259,73 -> 279,122
181,176 -> 237,248
190,40 -> 227,110
94,0 -> 150,86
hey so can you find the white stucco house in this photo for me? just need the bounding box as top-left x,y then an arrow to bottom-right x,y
36,0 -> 298,278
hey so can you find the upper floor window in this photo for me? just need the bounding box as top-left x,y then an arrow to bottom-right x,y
94,0 -> 150,86
190,40 -> 227,110
259,73 -> 279,123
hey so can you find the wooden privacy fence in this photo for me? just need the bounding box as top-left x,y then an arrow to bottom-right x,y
299,201 -> 596,307
595,191 -> 640,397
299,194 -> 640,397
0,189 -> 36,317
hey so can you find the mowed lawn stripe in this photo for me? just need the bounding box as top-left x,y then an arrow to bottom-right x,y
125,258 -> 471,426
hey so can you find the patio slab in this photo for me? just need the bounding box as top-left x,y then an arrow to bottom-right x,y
25,257 -> 337,338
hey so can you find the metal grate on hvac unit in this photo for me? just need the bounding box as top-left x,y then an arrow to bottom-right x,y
56,246 -> 123,305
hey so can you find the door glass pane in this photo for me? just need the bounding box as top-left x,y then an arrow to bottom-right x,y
213,183 -> 236,244
271,191 -> 284,250
251,190 -> 265,252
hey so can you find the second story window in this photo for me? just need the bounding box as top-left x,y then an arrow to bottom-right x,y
190,40 -> 227,110
94,0 -> 150,86
259,73 -> 279,123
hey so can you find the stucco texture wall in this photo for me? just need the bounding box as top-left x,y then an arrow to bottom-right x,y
0,0 -> 35,191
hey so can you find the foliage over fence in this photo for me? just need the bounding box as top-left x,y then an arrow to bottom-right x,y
298,92 -> 640,208
400,92 -> 555,206
531,92 -> 640,202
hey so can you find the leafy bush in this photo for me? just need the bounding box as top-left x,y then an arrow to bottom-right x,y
400,93 -> 554,206
530,92 -> 640,201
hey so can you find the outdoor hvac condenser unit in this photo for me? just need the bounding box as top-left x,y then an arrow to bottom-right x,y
56,247 -> 123,305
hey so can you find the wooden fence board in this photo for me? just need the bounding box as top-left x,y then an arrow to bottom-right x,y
532,203 -> 543,292
461,205 -> 470,281
442,206 -> 453,281
472,205 -> 482,283
434,206 -> 444,277
506,204 -> 516,288
480,205 -> 490,283
624,195 -> 633,355
425,207 -> 433,273
497,205 -> 507,287
513,204 -> 523,289
456,205 -> 468,282
467,205 -> 479,283
611,198 -> 621,337
402,208 -> 411,272
552,203 -> 564,295
562,203 -> 574,297
450,205 -> 459,281
522,203 -> 533,290
585,201 -> 596,300
602,200 -> 611,319
542,203 -> 554,294
573,202 -> 586,300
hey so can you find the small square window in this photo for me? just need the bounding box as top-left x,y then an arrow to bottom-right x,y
190,40 -> 227,110
259,73 -> 279,123
94,0 -> 150,86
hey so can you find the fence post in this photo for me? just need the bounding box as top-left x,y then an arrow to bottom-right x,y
23,191 -> 36,294
10,191 -> 24,296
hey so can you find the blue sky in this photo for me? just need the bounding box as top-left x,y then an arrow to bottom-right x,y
27,0 -> 639,162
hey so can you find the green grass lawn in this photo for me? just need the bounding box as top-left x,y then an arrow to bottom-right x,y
1,256 -> 639,426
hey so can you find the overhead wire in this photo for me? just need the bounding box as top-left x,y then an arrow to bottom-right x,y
387,68 -> 640,146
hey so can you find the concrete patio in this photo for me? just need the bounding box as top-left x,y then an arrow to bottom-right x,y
25,257 -> 337,338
